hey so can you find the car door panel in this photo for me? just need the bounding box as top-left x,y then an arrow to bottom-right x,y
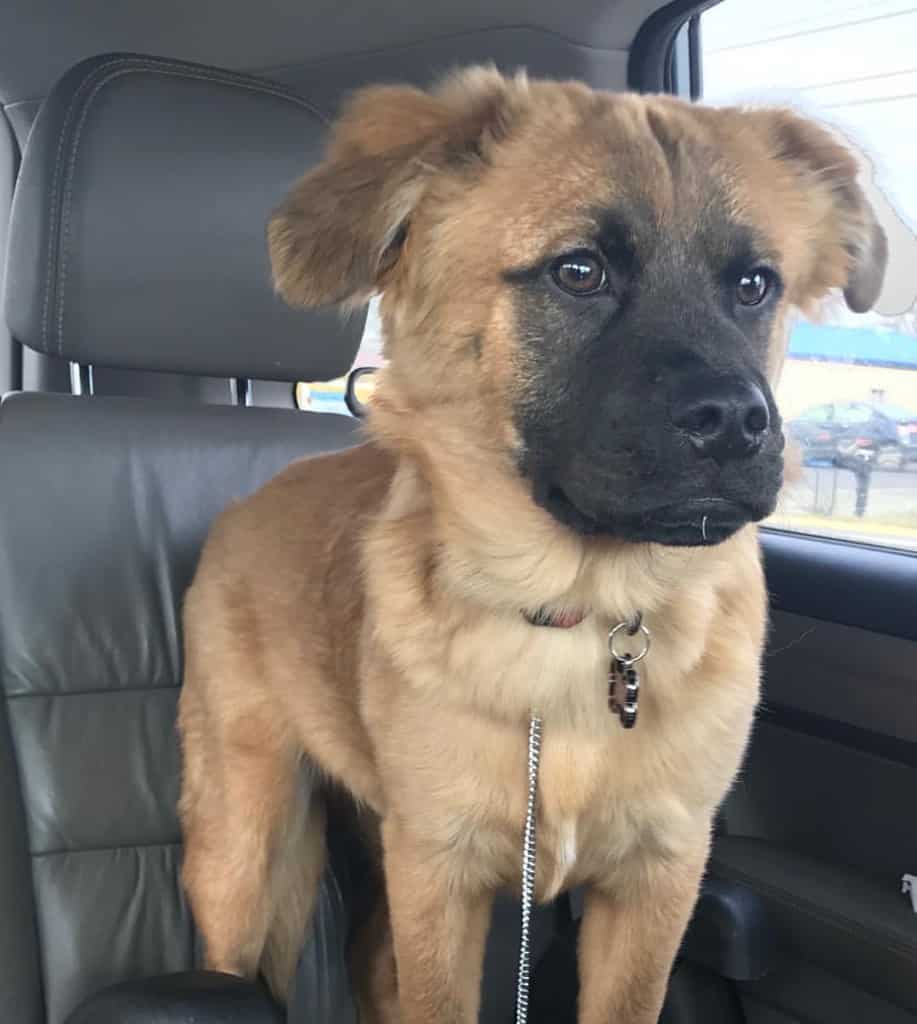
712,531 -> 917,1020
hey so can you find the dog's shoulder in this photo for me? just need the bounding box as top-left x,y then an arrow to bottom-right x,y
190,441 -> 396,599
269,439 -> 395,502
220,441 -> 393,529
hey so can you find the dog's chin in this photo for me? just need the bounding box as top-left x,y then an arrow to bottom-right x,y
538,485 -> 776,547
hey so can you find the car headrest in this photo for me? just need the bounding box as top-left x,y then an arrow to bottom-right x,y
2,53 -> 364,382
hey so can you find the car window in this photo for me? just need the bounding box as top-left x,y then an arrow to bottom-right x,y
796,405 -> 833,423
835,404 -> 872,426
703,1 -> 917,552
876,402 -> 916,422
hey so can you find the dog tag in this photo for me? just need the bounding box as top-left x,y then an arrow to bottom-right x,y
608,655 -> 639,729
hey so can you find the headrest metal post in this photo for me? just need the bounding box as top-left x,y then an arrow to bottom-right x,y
229,377 -> 253,407
69,362 -> 94,397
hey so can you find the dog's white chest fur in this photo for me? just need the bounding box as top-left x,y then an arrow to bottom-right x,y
544,818 -> 578,901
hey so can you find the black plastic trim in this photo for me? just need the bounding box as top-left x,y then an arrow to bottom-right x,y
759,702 -> 917,770
761,529 -> 917,643
65,971 -> 283,1024
661,962 -> 744,1023
628,0 -> 722,92
345,366 -> 376,418
680,878 -> 775,981
688,15 -> 703,99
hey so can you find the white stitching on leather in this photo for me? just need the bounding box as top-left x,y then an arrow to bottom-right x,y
50,56 -> 328,356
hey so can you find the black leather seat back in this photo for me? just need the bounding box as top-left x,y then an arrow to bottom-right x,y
0,54 -> 365,1023
0,395 -> 359,1022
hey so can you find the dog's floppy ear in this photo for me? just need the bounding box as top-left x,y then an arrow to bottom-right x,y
269,68 -> 520,308
756,109 -> 888,313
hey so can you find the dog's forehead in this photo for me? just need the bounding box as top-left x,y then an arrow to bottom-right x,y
478,91 -> 778,268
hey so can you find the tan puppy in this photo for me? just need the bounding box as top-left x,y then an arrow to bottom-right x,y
177,68 -> 886,1023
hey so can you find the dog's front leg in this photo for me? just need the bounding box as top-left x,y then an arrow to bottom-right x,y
382,818 -> 494,1024
577,843 -> 708,1024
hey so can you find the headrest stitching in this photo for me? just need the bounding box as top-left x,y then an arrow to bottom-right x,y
41,59 -> 124,352
47,56 -> 329,357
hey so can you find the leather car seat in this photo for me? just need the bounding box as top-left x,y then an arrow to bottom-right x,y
0,52 -> 366,1024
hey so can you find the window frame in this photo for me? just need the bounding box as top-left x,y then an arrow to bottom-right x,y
627,0 -> 718,94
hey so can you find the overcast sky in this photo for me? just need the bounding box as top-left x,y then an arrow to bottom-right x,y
703,0 -> 917,232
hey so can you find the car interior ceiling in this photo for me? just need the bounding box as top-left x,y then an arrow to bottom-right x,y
1,2 -> 915,1024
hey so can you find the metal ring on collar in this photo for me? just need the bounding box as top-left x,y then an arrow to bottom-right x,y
608,620 -> 651,664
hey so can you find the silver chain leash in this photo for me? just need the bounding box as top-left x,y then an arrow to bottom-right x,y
515,713 -> 542,1024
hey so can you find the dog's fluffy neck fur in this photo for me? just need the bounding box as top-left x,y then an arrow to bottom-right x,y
363,379 -> 750,728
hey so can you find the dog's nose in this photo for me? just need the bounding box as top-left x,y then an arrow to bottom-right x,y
671,377 -> 770,463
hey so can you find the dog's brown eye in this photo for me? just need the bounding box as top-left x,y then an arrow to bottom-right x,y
551,252 -> 607,296
736,269 -> 771,306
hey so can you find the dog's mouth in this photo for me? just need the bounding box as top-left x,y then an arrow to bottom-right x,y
542,486 -> 771,547
624,498 -> 766,546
